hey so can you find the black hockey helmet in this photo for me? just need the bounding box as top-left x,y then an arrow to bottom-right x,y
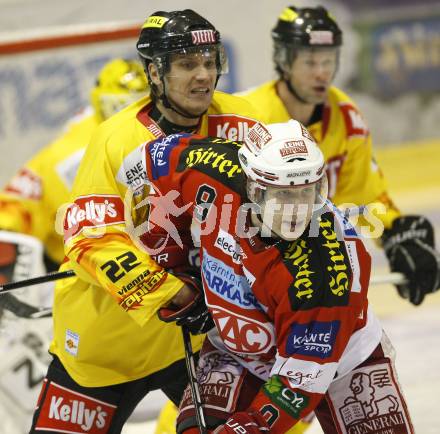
272,6 -> 342,82
272,6 -> 342,48
136,9 -> 226,73
136,9 -> 227,118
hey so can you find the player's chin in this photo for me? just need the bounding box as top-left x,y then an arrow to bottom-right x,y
305,94 -> 326,105
277,232 -> 301,241
184,100 -> 211,117
279,221 -> 307,240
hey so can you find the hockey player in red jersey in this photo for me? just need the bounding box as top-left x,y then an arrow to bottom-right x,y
143,120 -> 415,433
240,5 -> 440,307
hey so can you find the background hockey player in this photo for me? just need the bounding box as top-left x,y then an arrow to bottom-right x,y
27,9 -> 264,434
142,120 -> 415,433
240,5 -> 440,307
0,58 -> 148,434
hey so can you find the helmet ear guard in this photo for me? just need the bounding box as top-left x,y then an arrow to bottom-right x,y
273,40 -> 295,75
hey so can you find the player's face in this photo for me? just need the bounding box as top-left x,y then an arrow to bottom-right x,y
164,49 -> 218,117
288,48 -> 338,104
260,184 -> 317,240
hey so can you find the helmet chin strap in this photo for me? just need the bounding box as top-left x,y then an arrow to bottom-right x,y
160,89 -> 201,120
161,96 -> 201,119
284,77 -> 310,105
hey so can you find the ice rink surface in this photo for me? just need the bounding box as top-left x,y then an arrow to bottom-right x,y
123,140 -> 440,434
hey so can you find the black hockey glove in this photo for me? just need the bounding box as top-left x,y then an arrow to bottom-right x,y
382,215 -> 440,305
158,268 -> 214,335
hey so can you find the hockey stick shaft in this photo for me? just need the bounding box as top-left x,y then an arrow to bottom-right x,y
370,272 -> 406,286
0,270 -> 75,294
181,326 -> 207,434
0,269 -> 407,295
0,293 -> 51,318
1,273 -> 405,319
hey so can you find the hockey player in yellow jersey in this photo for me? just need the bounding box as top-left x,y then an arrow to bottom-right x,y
0,59 -> 149,432
28,10 -> 263,434
241,5 -> 440,308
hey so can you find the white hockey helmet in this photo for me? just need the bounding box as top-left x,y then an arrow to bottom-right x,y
238,119 -> 327,208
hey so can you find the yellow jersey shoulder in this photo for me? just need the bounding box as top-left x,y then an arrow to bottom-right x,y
239,80 -> 278,104
238,80 -> 290,124
326,86 -> 369,138
209,90 -> 262,120
327,86 -> 359,111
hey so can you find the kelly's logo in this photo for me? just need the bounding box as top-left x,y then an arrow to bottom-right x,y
35,381 -> 116,432
208,114 -> 257,141
63,195 -> 124,242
